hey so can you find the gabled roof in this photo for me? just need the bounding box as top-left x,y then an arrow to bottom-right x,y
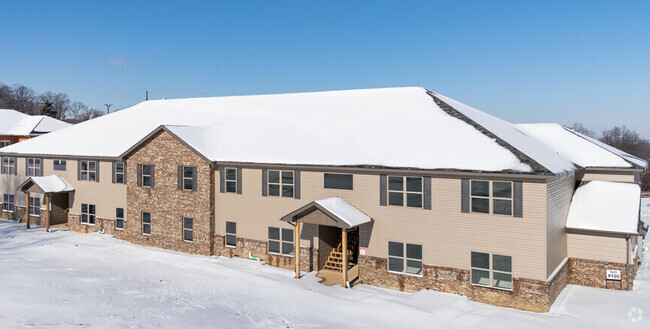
514,123 -> 645,169
0,87 -> 576,174
281,197 -> 372,229
566,181 -> 640,235
18,175 -> 74,194
0,109 -> 71,136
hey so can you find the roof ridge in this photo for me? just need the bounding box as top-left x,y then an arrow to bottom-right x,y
562,126 -> 647,169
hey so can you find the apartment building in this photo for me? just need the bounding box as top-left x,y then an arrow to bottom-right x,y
0,109 -> 71,147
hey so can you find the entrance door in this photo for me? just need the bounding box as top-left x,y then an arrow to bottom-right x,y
49,193 -> 69,225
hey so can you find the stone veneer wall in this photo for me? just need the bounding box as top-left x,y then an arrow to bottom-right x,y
568,258 -> 637,291
1,206 -> 48,226
124,130 -> 214,256
358,255 -> 570,313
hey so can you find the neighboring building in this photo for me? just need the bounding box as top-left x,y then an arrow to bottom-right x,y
0,109 -> 71,147
0,87 -> 646,312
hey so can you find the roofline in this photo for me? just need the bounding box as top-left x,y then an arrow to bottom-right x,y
566,227 -> 641,237
280,200 -> 373,229
425,90 -> 558,175
581,166 -> 644,173
562,126 -> 648,170
117,125 -> 213,164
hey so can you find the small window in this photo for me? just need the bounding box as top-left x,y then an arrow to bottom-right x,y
27,158 -> 42,176
142,212 -> 151,235
471,252 -> 512,290
29,197 -> 40,216
225,168 -> 237,193
114,162 -> 125,184
225,221 -> 236,247
53,160 -> 67,171
183,217 -> 193,242
268,227 -> 294,255
388,241 -> 422,275
81,203 -> 96,225
324,173 -> 353,190
116,208 -> 124,230
388,176 -> 422,208
183,166 -> 196,190
2,157 -> 16,175
268,170 -> 293,197
2,194 -> 14,212
142,165 -> 154,187
80,160 -> 97,181
0,140 -> 10,148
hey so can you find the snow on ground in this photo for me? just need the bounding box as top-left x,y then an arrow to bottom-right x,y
0,220 -> 649,329
642,198 -> 650,225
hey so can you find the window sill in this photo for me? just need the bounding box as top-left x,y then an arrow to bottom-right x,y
225,244 -> 236,248
268,252 -> 294,257
143,233 -> 151,236
2,210 -> 14,213
81,222 -> 95,226
387,270 -> 424,278
29,214 -> 40,218
471,283 -> 513,292
115,228 -> 123,231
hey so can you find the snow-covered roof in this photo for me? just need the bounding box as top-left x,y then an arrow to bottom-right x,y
0,109 -> 71,136
314,197 -> 372,228
572,131 -> 648,169
514,123 -> 635,169
19,175 -> 74,194
0,87 -> 575,174
566,181 -> 641,235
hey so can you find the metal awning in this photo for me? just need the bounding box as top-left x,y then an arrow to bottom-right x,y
17,175 -> 75,194
281,197 -> 372,229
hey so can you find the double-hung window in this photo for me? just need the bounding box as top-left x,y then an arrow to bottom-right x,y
80,160 -> 97,181
141,164 -> 154,187
388,241 -> 423,275
53,160 -> 66,171
183,217 -> 193,242
471,181 -> 513,215
81,203 -> 96,225
225,168 -> 237,193
268,170 -> 294,197
183,166 -> 196,190
142,212 -> 151,235
2,194 -> 14,212
1,157 -> 16,175
471,252 -> 512,290
225,221 -> 236,247
27,158 -> 42,176
114,162 -> 125,184
268,227 -> 294,255
29,197 -> 40,216
388,176 -> 423,208
116,208 -> 124,230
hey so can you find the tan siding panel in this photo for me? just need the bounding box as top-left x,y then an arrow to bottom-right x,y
567,233 -> 627,263
581,172 -> 635,183
546,175 -> 574,277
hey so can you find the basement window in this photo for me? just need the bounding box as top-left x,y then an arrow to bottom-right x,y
268,227 -> 294,256
388,241 -> 422,276
183,217 -> 193,242
29,197 -> 40,216
225,221 -> 236,247
2,194 -> 14,212
471,252 -> 512,290
142,212 -> 151,235
81,203 -> 96,225
116,208 -> 124,230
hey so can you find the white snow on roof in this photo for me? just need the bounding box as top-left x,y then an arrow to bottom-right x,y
0,109 -> 70,136
431,93 -> 576,174
0,87 -> 535,172
28,175 -> 74,193
514,123 -> 633,168
315,197 -> 372,228
566,181 -> 640,234
571,130 -> 648,169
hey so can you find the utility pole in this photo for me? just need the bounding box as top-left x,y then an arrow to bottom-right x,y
105,104 -> 112,114
146,91 -> 149,101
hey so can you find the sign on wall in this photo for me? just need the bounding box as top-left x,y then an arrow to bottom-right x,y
606,269 -> 621,281
359,247 -> 366,256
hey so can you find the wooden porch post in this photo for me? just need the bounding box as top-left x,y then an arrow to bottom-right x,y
45,193 -> 50,232
342,228 -> 348,287
294,221 -> 301,279
25,191 -> 30,229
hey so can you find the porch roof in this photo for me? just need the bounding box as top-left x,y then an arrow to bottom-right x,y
18,175 -> 74,194
281,197 -> 372,229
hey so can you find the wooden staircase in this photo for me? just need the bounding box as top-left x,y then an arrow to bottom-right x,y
322,233 -> 358,272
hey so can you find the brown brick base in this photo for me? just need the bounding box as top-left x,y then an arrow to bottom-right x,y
213,235 -> 318,272
568,258 -> 637,290
1,207 -> 48,226
358,255 -> 570,313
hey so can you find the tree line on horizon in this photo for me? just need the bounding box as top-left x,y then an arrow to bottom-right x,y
0,82 -> 104,122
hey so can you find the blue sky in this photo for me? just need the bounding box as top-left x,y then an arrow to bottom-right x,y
1,0 -> 649,137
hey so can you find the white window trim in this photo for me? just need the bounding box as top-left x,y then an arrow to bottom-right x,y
114,162 -> 125,184
115,208 -> 124,231
80,160 -> 97,182
387,176 -> 423,208
27,158 -> 41,176
470,180 -> 513,216
470,252 -> 513,291
80,204 -> 96,226
142,212 -> 151,236
2,157 -> 17,175
267,227 -> 294,256
141,164 -> 154,188
225,222 -> 236,248
267,170 -> 294,198
224,167 -> 237,193
183,217 -> 193,243
387,242 -> 424,277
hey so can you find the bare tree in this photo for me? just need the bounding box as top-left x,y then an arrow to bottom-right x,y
10,84 -> 38,114
77,107 -> 104,121
0,83 -> 12,109
600,126 -> 650,160
68,101 -> 88,119
569,123 -> 596,138
40,91 -> 71,119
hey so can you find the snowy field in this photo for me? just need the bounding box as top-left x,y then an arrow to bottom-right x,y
0,220 -> 649,328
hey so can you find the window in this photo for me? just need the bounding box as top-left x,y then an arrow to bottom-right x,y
53,160 -> 66,171
183,217 -> 193,242
471,252 -> 512,290
2,194 -> 14,212
116,208 -> 124,230
142,164 -> 154,187
268,170 -> 293,197
27,158 -> 42,176
324,173 -> 353,190
142,212 -> 151,235
268,227 -> 294,255
81,203 -> 96,225
1,157 -> 16,175
388,176 -> 422,208
225,221 -> 236,247
225,168 -> 237,193
80,160 -> 97,181
471,180 -> 512,215
183,166 -> 196,191
388,241 -> 423,275
0,140 -> 10,148
114,162 -> 125,184
29,197 -> 40,216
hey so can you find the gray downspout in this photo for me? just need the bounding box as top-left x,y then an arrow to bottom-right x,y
626,235 -> 630,291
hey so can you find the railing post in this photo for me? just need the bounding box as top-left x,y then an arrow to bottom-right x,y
295,221 -> 301,279
342,228 -> 348,287
45,193 -> 50,232
25,191 -> 30,229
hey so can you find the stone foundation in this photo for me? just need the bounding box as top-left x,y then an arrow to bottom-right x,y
1,206 -> 46,226
568,258 -> 636,290
213,235 -> 318,272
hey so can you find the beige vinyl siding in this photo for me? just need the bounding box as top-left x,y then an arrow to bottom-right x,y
0,157 -> 39,209
216,168 -> 550,281
546,174 -> 574,277
567,233 -> 627,264
581,172 -> 635,183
